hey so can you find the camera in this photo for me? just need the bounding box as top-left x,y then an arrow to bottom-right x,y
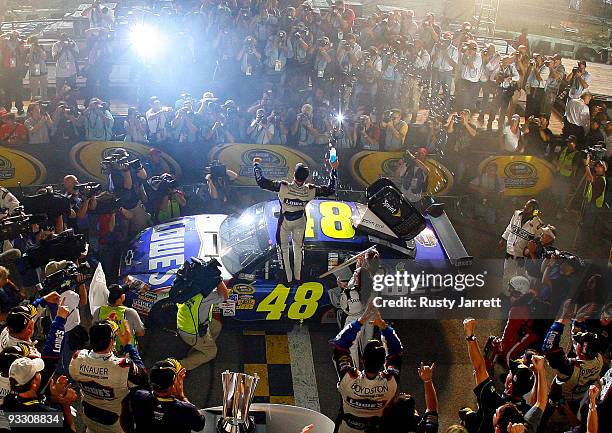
0,209 -> 47,241
100,154 -> 143,174
203,160 -> 227,180
74,182 -> 101,198
21,189 -> 71,220
149,173 -> 177,196
317,37 -> 330,47
278,31 -> 286,39
41,262 -> 94,296
87,192 -> 120,215
582,144 -> 607,163
25,229 -> 87,268
382,110 -> 393,123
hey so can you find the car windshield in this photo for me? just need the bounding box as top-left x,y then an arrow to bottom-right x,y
218,202 -> 272,275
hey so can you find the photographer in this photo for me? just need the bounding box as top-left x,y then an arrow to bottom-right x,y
0,113 -> 28,146
144,148 -> 170,178
247,108 -> 274,144
146,173 -> 186,223
403,39 -> 430,124
124,107 -> 148,144
380,108 -> 408,151
0,31 -> 27,115
565,60 -> 592,101
492,55 -> 520,131
336,34 -> 362,76
293,103 -> 319,147
24,102 -> 52,145
541,54 -> 565,119
456,40 -> 482,112
478,44 -> 501,124
51,33 -> 79,91
205,163 -> 238,214
312,36 -> 333,89
145,97 -> 171,144
417,12 -> 441,52
236,35 -> 262,79
523,225 -> 556,287
62,175 -> 94,234
353,114 -> 380,149
106,148 -> 149,239
290,25 -> 314,92
500,114 -> 525,153
524,54 -> 549,120
582,155 -> 607,236
523,114 -> 553,157
26,36 -> 48,101
469,161 -> 504,224
352,47 -> 382,109
76,97 -> 114,141
431,32 -> 458,103
446,109 -> 477,182
264,31 -> 294,88
50,101 -> 80,145
552,136 -> 580,213
170,103 -> 200,144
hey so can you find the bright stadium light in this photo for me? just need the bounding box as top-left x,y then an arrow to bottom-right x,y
129,24 -> 166,60
335,113 -> 345,124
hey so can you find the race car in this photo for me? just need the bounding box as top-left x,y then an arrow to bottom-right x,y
119,195 -> 470,326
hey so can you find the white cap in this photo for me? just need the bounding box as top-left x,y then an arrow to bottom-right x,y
509,276 -> 530,295
537,225 -> 556,241
9,357 -> 44,386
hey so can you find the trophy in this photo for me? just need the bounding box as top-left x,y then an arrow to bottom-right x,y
217,370 -> 259,433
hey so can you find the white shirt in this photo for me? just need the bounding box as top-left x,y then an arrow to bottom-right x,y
0,375 -> 10,405
498,63 -> 520,88
564,98 -> 590,132
433,44 -> 458,72
502,210 -> 542,257
480,53 -> 501,82
145,109 -> 168,134
502,126 -> 522,152
0,328 -> 41,358
568,70 -> 592,99
460,51 -> 483,82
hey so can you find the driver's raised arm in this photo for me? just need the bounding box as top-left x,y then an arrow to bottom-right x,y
314,168 -> 337,197
253,159 -> 281,192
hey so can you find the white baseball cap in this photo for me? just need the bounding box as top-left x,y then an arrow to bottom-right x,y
9,357 -> 44,386
509,276 -> 530,295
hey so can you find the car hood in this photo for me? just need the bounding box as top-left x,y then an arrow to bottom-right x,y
120,214 -> 232,292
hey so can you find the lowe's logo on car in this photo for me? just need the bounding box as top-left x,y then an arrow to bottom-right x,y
147,221 -> 186,286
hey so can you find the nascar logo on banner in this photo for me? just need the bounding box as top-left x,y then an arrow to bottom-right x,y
70,141 -> 181,182
0,147 -> 47,187
208,144 -> 317,186
477,155 -> 556,196
349,151 -> 454,195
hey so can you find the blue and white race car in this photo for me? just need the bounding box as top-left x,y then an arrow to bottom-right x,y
120,198 -> 469,325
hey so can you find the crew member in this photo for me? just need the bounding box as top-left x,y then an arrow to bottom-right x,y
582,155 -> 607,236
93,284 -> 146,352
176,280 -> 229,370
337,250 -> 380,367
499,198 -> 542,290
395,148 -> 430,207
70,320 -> 147,433
253,158 -> 336,286
332,305 -> 402,433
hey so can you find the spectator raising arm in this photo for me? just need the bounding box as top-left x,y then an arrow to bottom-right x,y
463,317 -> 489,386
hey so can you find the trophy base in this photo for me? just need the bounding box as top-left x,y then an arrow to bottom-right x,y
216,416 -> 256,433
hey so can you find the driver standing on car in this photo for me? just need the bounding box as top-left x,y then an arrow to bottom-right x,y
253,158 -> 336,286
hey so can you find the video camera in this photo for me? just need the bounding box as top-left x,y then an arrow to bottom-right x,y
170,257 -> 223,304
41,262 -> 94,296
25,229 -> 87,269
87,192 -> 120,215
21,188 -> 71,220
582,144 -> 607,164
0,209 -> 48,241
74,182 -> 101,198
149,173 -> 177,196
100,154 -> 143,174
204,161 -> 227,180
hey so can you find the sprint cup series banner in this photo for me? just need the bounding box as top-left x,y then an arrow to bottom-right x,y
349,150 -> 454,195
208,143 -> 317,186
478,155 -> 556,197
